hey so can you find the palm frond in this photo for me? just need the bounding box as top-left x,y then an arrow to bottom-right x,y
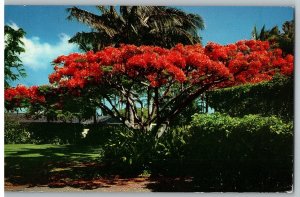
146,7 -> 204,36
67,7 -> 117,37
96,6 -> 110,14
67,5 -> 204,49
252,26 -> 258,40
259,25 -> 266,40
69,31 -> 112,52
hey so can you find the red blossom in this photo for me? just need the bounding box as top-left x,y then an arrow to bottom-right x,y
5,40 -> 294,110
5,85 -> 46,109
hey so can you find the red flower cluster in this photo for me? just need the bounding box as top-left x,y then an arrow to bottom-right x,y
5,85 -> 45,109
49,40 -> 293,89
5,40 -> 294,110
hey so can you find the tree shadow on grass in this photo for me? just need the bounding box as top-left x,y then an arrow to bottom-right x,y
4,145 -> 140,190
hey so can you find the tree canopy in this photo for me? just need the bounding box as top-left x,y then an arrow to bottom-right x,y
252,20 -> 294,55
5,40 -> 293,134
4,25 -> 26,88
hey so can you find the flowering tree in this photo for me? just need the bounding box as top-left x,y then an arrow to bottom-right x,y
5,40 -> 293,135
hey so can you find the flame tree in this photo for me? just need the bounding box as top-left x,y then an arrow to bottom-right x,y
5,40 -> 293,136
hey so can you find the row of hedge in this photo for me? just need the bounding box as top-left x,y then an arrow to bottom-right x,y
206,75 -> 293,121
4,115 -> 118,144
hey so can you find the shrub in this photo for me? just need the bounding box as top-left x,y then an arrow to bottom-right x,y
82,124 -> 119,145
181,113 -> 294,191
151,125 -> 191,175
4,115 -> 31,144
101,127 -> 155,175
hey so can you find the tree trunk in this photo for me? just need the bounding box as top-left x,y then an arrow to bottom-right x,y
127,92 -> 135,126
154,87 -> 159,126
205,93 -> 209,113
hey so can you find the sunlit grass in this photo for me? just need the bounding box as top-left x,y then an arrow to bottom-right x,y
5,144 -> 102,160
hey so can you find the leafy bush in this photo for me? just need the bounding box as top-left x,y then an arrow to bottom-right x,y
181,113 -> 293,191
170,100 -> 200,126
4,115 -> 31,144
151,126 -> 191,175
101,127 -> 155,175
187,113 -> 293,162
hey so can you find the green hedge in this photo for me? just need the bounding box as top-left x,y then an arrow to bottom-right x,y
4,114 -> 116,145
25,122 -> 83,144
173,113 -> 294,192
207,75 -> 293,120
187,113 -> 293,163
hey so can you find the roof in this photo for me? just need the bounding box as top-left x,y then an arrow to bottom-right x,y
5,113 -> 122,125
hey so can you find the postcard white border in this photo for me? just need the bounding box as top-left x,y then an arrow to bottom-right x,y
3,0 -> 297,6
1,1 -> 299,197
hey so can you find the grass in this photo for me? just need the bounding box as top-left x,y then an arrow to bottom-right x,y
5,144 -> 103,187
5,144 -> 102,160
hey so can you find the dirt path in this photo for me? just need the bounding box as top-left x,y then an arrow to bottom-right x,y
5,177 -> 155,192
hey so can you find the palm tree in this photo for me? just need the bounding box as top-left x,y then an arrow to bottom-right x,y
66,6 -> 204,125
67,6 -> 204,51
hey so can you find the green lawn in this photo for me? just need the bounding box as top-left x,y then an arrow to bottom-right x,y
5,144 -> 103,186
5,144 -> 102,159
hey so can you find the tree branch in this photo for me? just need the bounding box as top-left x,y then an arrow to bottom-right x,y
103,94 -> 125,120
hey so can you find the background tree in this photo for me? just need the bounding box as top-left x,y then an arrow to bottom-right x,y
67,6 -> 204,51
252,20 -> 294,55
4,25 -> 26,88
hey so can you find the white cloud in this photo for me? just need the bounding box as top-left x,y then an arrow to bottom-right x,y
7,21 -> 20,30
7,21 -> 79,70
20,33 -> 78,70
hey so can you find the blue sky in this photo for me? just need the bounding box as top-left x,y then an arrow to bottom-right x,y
5,6 -> 294,86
